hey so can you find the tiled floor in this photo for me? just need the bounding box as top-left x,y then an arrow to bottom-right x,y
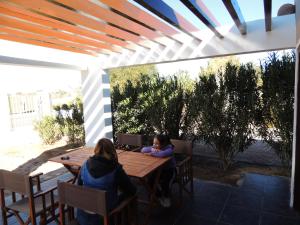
142,173 -> 300,225
2,173 -> 300,225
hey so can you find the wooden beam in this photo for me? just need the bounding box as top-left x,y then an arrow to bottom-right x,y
5,0 -> 146,45
0,34 -> 95,56
134,0 -> 202,41
0,1 -> 127,48
180,0 -> 223,38
0,27 -> 100,53
0,15 -> 118,52
222,0 -> 247,35
264,0 -> 272,31
99,0 -> 185,43
55,0 -> 169,46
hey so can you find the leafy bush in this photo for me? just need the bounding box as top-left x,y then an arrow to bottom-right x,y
143,75 -> 185,138
259,52 -> 295,167
191,62 -> 260,170
112,76 -> 154,136
53,97 -> 85,145
112,74 -> 187,139
34,116 -> 62,144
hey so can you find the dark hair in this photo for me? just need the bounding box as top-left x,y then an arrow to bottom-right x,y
94,138 -> 118,163
154,134 -> 171,149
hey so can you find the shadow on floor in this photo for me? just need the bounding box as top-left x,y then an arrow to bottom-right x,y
12,144 -> 82,176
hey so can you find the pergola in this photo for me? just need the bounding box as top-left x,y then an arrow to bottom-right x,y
0,0 -> 299,211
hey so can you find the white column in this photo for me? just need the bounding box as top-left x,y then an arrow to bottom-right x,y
81,67 -> 113,147
290,0 -> 300,210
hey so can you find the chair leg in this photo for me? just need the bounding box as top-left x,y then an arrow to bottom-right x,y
67,206 -> 74,221
1,208 -> 8,225
179,183 -> 183,204
0,190 -> 8,225
131,198 -> 137,225
39,213 -> 47,225
191,178 -> 194,196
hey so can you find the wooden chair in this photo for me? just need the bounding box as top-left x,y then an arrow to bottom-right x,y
0,169 -> 58,225
116,133 -> 143,152
171,139 -> 194,203
58,182 -> 137,225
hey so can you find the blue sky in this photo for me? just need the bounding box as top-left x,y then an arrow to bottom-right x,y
157,0 -> 294,78
163,0 -> 294,29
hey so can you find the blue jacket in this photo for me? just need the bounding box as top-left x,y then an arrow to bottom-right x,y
80,161 -> 118,210
78,155 -> 136,210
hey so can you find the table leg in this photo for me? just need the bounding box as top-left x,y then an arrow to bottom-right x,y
140,168 -> 162,225
64,165 -> 80,183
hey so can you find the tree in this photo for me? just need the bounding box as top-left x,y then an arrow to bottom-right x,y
108,64 -> 157,91
259,52 -> 295,167
200,56 -> 240,76
192,62 -> 260,170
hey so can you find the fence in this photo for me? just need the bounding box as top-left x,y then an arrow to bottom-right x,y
8,93 -> 51,129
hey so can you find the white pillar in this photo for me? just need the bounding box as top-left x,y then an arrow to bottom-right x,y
81,67 -> 113,147
290,0 -> 300,210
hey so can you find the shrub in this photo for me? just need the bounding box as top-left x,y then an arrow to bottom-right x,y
191,62 -> 260,170
111,74 -> 188,139
142,75 -> 185,138
34,116 -> 62,144
259,52 -> 295,167
53,97 -> 85,145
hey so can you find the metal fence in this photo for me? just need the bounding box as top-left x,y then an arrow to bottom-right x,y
8,93 -> 45,129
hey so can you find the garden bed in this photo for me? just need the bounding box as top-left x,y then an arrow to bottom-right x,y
193,155 -> 290,186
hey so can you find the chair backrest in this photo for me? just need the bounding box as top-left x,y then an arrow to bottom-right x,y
0,169 -> 30,195
116,133 -> 143,147
58,182 -> 108,216
171,139 -> 193,156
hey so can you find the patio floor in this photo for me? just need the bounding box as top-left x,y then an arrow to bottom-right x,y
2,173 -> 300,225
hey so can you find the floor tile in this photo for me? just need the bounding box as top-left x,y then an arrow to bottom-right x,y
262,198 -> 300,218
227,190 -> 263,210
175,213 -> 217,225
242,173 -> 269,185
196,182 -> 231,204
219,205 -> 260,225
260,212 -> 300,225
188,198 -> 224,219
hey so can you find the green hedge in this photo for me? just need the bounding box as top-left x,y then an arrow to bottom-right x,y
111,52 -> 295,169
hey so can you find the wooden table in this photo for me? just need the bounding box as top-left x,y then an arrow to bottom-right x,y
49,147 -> 170,224
49,147 -> 124,177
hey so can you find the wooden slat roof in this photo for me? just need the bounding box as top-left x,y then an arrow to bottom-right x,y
0,0 -> 279,57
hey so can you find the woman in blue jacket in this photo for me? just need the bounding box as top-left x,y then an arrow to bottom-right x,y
141,134 -> 176,207
77,138 -> 136,225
